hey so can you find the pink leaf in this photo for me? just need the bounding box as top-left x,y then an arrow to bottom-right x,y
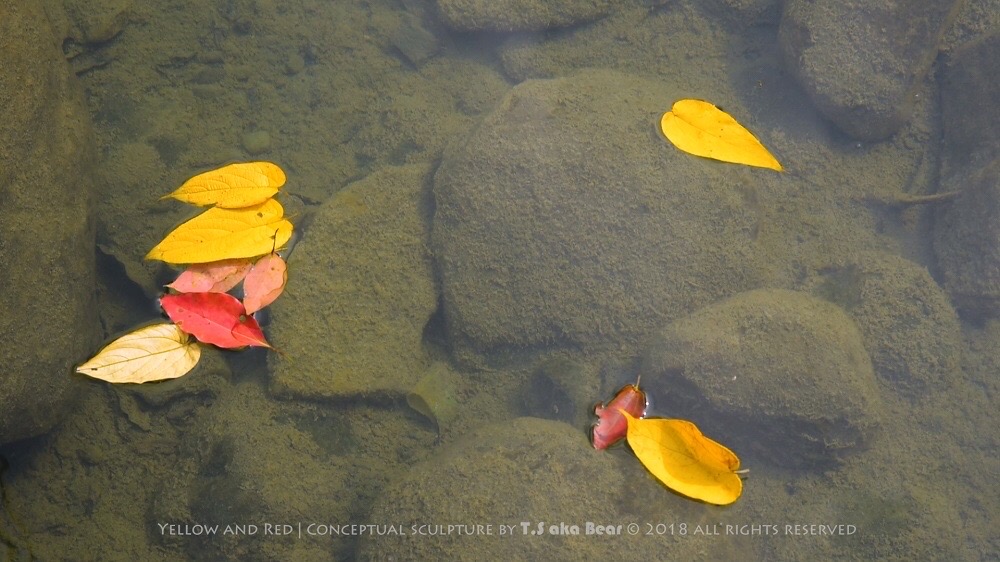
243,253 -> 287,314
167,259 -> 253,293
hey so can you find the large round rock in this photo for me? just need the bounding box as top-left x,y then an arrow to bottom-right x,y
641,289 -> 881,468
805,252 -> 962,399
268,165 -> 437,399
433,69 -> 763,365
778,0 -> 962,140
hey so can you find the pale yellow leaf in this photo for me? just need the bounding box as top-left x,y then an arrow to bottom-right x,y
146,198 -> 294,264
76,323 -> 201,384
661,99 -> 783,171
162,162 -> 287,208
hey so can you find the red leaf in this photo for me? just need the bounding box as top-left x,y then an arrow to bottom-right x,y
243,253 -> 287,314
160,292 -> 271,349
167,259 -> 253,293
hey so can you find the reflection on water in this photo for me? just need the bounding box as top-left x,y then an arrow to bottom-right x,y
0,0 -> 997,560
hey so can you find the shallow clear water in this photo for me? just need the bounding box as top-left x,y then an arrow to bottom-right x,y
1,1 -> 997,560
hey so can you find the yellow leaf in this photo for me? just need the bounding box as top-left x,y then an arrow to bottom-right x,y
622,410 -> 743,505
76,323 -> 201,384
161,162 -> 287,208
660,99 -> 783,171
146,199 -> 294,264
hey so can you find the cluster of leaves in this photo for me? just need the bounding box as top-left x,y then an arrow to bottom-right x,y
588,98 -> 778,505
591,381 -> 745,505
77,162 -> 292,384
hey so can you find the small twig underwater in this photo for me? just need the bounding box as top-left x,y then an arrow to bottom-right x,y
860,190 -> 961,208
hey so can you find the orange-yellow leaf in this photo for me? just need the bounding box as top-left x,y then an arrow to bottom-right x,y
161,162 -> 287,208
243,253 -> 287,314
622,410 -> 743,505
75,323 -> 201,384
660,99 -> 783,171
146,199 -> 294,265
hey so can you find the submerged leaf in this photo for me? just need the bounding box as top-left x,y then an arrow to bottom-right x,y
622,410 -> 743,505
76,323 -> 201,384
406,362 -> 461,433
661,99 -> 783,171
162,162 -> 286,208
146,199 -> 294,264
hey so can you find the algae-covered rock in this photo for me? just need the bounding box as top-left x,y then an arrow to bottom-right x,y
641,289 -> 881,468
939,33 -> 1000,175
934,35 -> 1000,320
268,164 -> 437,398
436,0 -> 619,32
149,382 -> 355,561
60,0 -> 132,44
0,1 -> 99,444
433,69 -> 763,366
518,356 -> 603,429
934,158 -> 1000,320
358,418 -> 719,560
805,252 -> 962,399
779,0 -> 963,140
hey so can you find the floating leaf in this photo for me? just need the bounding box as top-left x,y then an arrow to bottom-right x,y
161,162 -> 287,208
161,292 -> 270,349
660,99 -> 783,171
146,199 -> 294,264
622,410 -> 743,505
167,258 -> 253,293
243,253 -> 287,314
76,323 -> 201,384
591,376 -> 648,450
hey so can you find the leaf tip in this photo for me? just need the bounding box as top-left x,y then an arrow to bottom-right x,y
144,247 -> 163,261
617,408 -> 636,422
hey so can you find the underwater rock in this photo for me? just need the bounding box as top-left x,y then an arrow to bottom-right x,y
436,0 -> 619,32
641,289 -> 881,469
934,35 -> 1000,320
0,1 -> 99,444
358,418 -> 721,559
95,140 -> 184,298
779,0 -> 963,140
703,0 -> 781,27
240,130 -> 272,155
934,158 -> 1000,320
804,252 -> 962,399
55,0 -> 132,44
519,356 -> 602,428
268,164 -> 437,398
148,383 -> 355,561
939,34 -> 1000,175
386,11 -> 440,66
433,69 -> 764,367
